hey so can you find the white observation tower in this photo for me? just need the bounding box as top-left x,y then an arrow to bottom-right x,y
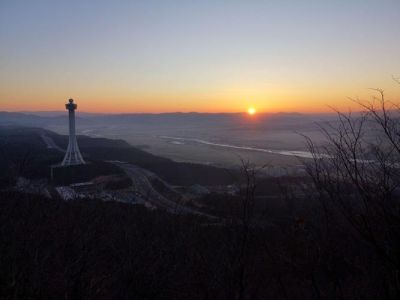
61,98 -> 85,166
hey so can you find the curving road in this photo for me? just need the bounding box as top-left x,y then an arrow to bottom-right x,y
111,161 -> 215,217
41,134 -> 65,152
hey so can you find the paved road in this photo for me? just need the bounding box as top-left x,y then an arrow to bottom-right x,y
41,134 -> 65,152
111,161 -> 215,217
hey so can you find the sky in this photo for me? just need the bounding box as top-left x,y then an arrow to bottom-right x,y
0,0 -> 399,113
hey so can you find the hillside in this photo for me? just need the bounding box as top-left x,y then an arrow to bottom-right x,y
0,188 -> 390,300
0,126 -> 236,186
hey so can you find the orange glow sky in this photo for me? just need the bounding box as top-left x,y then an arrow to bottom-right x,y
1,1 -> 399,114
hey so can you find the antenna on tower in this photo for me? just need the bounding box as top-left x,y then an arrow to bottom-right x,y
61,98 -> 85,166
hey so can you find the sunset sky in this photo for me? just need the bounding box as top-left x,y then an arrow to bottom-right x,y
1,0 -> 399,113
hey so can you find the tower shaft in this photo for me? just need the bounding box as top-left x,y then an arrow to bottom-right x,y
61,99 -> 85,166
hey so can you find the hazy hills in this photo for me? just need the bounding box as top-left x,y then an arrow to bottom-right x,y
0,110 -> 337,129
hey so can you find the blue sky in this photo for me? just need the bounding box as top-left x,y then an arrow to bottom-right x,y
1,0 -> 399,112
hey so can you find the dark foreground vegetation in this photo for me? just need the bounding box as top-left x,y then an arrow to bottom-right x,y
0,189 -> 395,300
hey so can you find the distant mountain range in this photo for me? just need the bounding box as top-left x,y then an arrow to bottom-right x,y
0,111 -> 339,130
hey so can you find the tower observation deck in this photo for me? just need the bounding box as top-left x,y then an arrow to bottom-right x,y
61,98 -> 85,166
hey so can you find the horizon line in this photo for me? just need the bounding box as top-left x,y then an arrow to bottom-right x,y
0,110 -> 346,116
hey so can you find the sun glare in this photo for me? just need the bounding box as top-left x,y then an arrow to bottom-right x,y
247,107 -> 256,115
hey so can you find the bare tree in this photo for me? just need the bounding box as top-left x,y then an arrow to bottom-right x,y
304,84 -> 400,298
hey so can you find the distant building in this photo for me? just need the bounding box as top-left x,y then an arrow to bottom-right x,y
61,98 -> 85,166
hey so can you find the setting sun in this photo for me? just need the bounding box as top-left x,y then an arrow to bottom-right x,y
247,107 -> 256,115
